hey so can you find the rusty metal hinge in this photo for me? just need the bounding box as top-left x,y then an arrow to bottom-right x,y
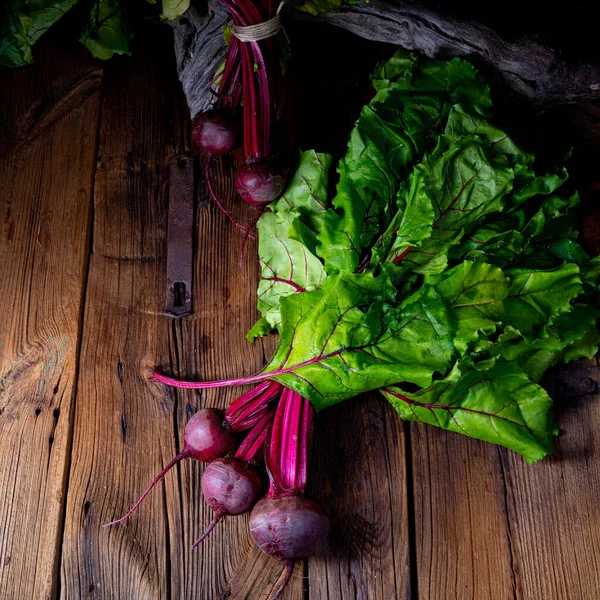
165,155 -> 194,318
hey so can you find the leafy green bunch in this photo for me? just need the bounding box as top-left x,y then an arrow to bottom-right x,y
250,51 -> 600,462
0,0 -> 190,66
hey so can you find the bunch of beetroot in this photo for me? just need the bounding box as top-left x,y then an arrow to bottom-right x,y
193,0 -> 287,226
107,381 -> 328,599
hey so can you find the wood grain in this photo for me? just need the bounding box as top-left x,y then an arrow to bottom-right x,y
310,394 -> 412,600
59,44 -> 184,600
0,46 -> 100,600
505,358 -> 600,599
410,426 -> 515,600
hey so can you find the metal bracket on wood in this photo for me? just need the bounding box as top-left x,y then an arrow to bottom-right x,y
165,155 -> 194,318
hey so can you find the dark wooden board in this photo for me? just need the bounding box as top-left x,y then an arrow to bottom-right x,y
0,44 -> 101,600
1,12 -> 600,600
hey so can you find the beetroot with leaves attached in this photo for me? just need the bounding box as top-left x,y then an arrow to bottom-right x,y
192,110 -> 240,156
236,163 -> 286,206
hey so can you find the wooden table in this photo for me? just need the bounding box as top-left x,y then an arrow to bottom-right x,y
1,23 -> 600,600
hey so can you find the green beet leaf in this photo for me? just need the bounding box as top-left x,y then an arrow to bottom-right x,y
318,56 -> 492,274
80,0 -> 132,60
503,263 -> 583,339
428,260 -> 509,353
161,0 -> 190,20
262,273 -> 455,409
383,362 -> 558,463
252,151 -> 331,334
1,0 -> 80,67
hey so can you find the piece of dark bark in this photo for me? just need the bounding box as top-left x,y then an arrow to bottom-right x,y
169,1 -> 229,119
171,0 -> 600,119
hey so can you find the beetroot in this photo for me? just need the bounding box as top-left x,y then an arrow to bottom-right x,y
193,457 -> 263,547
236,163 -> 286,206
192,110 -> 240,155
105,408 -> 236,526
106,384 -> 282,527
184,408 -> 238,462
250,495 -> 329,560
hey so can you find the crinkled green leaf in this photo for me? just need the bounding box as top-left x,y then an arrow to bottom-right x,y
383,362 -> 557,462
495,304 -> 600,381
255,210 -> 326,329
0,0 -> 79,67
262,273 -> 455,409
80,0 -> 132,60
428,261 -> 509,353
503,264 -> 583,339
270,150 -> 332,255
382,135 -> 514,275
252,151 -> 331,334
246,317 -> 273,343
161,0 -> 190,20
318,57 -> 492,273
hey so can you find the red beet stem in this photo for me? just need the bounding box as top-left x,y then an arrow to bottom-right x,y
225,380 -> 272,422
226,381 -> 281,432
104,450 -> 188,527
235,408 -> 275,462
203,156 -> 250,236
297,398 -> 313,492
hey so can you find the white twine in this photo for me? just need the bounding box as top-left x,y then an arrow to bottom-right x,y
231,2 -> 285,42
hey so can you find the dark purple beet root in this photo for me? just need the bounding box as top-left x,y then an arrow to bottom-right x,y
236,163 -> 286,206
105,409 -> 237,526
192,458 -> 263,548
192,110 -> 240,155
184,408 -> 238,462
249,495 -> 329,560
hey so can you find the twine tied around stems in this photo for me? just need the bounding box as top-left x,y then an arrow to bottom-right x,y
231,2 -> 285,42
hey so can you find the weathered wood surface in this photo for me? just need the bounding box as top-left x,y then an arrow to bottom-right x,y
0,43 -> 101,600
173,0 -> 600,118
2,16 -> 600,600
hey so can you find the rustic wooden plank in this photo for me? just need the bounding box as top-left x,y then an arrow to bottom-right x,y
0,46 -> 101,599
504,357 -> 600,599
411,427 -> 515,599
309,394 -> 411,600
59,41 -> 185,599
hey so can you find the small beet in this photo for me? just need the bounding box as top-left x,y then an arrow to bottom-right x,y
249,495 -> 329,561
105,408 -> 237,526
192,457 -> 263,547
184,408 -> 238,462
236,163 -> 286,206
192,110 -> 240,156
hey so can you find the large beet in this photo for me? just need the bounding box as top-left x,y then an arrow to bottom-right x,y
249,495 -> 329,560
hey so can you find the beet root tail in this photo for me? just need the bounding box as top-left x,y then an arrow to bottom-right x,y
103,450 -> 188,527
271,560 -> 295,600
192,514 -> 223,549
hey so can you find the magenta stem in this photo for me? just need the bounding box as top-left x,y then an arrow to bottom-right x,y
104,450 -> 188,527
266,388 -> 288,493
297,397 -> 313,493
191,513 -> 222,549
282,392 -> 302,490
204,156 -> 249,235
235,408 -> 275,462
279,389 -> 295,489
227,381 -> 282,433
225,380 -> 272,422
